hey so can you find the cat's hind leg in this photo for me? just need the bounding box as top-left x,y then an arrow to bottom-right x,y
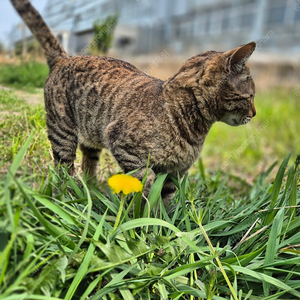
161,179 -> 177,207
47,122 -> 78,176
80,144 -> 102,178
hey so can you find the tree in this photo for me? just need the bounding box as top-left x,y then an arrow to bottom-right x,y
14,40 -> 43,58
27,40 -> 43,57
90,15 -> 118,55
0,42 -> 5,54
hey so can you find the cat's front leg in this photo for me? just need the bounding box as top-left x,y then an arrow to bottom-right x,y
161,167 -> 189,207
115,155 -> 156,203
161,179 -> 177,207
121,165 -> 176,210
129,167 -> 156,199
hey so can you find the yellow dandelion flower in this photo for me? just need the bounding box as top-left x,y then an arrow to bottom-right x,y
108,174 -> 143,195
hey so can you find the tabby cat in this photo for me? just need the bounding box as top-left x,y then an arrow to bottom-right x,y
11,0 -> 256,205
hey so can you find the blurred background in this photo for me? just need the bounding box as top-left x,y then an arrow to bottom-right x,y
0,0 -> 299,183
2,0 -> 300,86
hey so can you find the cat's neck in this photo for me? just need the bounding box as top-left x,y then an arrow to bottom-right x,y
162,76 -> 217,135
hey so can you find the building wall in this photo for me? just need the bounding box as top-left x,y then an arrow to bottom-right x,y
11,0 -> 300,56
169,0 -> 300,54
44,0 -> 74,29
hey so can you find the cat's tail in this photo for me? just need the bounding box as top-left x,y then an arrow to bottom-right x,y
10,0 -> 69,67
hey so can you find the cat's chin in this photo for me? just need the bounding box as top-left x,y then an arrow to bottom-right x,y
221,116 -> 252,127
220,116 -> 239,126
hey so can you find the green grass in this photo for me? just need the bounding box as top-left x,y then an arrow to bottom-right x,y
0,67 -> 300,299
0,134 -> 299,299
0,61 -> 49,89
202,88 -> 300,179
0,90 -> 49,176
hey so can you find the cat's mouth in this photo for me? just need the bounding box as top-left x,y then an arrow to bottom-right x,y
233,116 -> 252,126
241,116 -> 252,125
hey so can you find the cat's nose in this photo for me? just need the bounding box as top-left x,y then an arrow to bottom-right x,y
251,101 -> 256,117
248,110 -> 256,118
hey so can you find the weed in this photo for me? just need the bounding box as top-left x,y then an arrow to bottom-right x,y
0,61 -> 48,89
0,136 -> 299,299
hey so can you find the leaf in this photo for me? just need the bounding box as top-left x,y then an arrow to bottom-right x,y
94,240 -> 132,263
125,238 -> 151,257
169,283 -> 226,299
64,210 -> 108,300
142,174 -> 168,218
57,256 -> 68,283
0,294 -> 28,300
164,256 -> 213,280
30,257 -> 64,296
230,265 -> 300,298
263,206 -> 285,295
223,247 -> 265,267
288,168 -> 298,219
155,281 -> 169,299
66,173 -> 84,198
277,231 -> 300,249
265,153 -> 291,224
32,194 -> 77,226
89,265 -> 136,300
0,233 -> 17,287
13,178 -> 76,250
5,132 -> 33,186
67,176 -> 92,264
23,234 -> 35,261
5,133 -> 33,233
178,174 -> 191,232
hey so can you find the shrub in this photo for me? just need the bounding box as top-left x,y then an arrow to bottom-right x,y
0,61 -> 48,88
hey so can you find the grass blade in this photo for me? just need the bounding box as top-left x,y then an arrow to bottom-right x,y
265,153 -> 291,224
4,133 -> 33,233
263,207 -> 284,294
230,265 -> 300,298
64,210 -> 107,299
142,174 -> 168,217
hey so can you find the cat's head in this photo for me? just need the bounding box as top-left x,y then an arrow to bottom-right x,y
172,42 -> 256,127
217,42 -> 256,126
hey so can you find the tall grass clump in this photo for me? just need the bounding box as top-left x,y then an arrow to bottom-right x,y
1,133 -> 299,299
0,61 -> 48,89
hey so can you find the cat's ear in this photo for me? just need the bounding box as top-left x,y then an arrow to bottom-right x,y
224,42 -> 256,73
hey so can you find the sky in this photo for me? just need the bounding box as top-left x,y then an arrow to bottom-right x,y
0,0 -> 48,47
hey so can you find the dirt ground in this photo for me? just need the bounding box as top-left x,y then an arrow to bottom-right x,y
0,84 -> 44,105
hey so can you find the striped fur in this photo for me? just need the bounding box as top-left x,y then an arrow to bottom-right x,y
11,0 -> 256,205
